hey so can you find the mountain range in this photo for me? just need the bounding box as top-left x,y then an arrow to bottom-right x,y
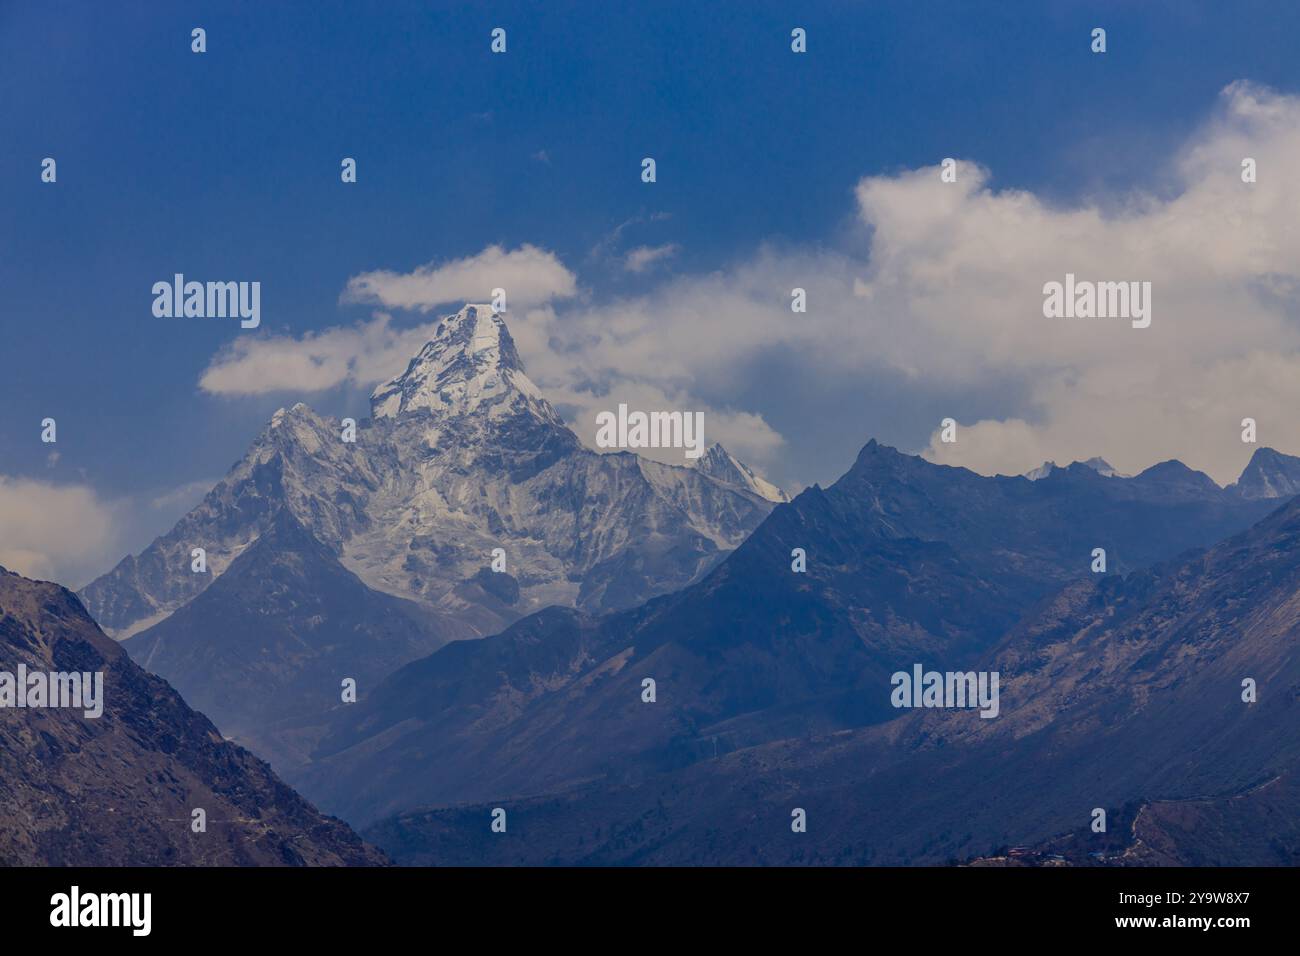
61,302 -> 1300,866
358,467 -> 1300,865
291,437 -> 1300,839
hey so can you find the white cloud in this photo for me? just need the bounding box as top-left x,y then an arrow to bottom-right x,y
873,82 -> 1300,482
342,243 -> 577,313
193,82 -> 1300,485
0,477 -> 117,586
624,243 -> 679,273
199,313 -> 442,396
589,212 -> 672,261
532,81 -> 1300,484
544,376 -> 784,467
149,477 -> 219,514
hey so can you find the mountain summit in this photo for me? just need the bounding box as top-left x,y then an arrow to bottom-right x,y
693,443 -> 788,502
1231,446 -> 1300,499
370,304 -> 560,427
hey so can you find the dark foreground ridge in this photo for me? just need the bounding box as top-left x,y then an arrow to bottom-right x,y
0,566 -> 385,866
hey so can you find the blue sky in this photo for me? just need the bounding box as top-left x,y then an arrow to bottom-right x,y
4,0 -> 1300,585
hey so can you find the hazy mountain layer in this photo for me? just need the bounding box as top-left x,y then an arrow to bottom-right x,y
296,439 -> 1292,829
363,491 -> 1300,864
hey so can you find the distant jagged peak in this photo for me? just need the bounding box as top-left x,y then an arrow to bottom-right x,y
1078,456 -> 1123,477
1233,446 -> 1300,499
256,401 -> 340,460
692,443 -> 788,502
852,437 -> 909,468
269,401 -> 314,426
1024,456 -> 1126,481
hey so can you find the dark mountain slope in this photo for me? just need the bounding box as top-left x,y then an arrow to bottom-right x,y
364,494 -> 1300,865
0,566 -> 385,866
296,440 -> 1286,827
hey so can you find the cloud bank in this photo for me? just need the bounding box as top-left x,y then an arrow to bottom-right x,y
342,243 -> 577,313
199,313 -> 443,397
0,477 -> 116,586
197,82 -> 1300,486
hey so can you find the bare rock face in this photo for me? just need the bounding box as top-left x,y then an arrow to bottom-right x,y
0,566 -> 385,866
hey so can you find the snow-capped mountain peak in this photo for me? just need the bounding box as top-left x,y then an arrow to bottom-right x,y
1079,456 -> 1123,478
80,305 -> 784,641
370,304 -> 555,424
693,443 -> 788,502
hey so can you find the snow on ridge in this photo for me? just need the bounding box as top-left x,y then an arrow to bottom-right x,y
369,304 -> 552,422
692,443 -> 788,503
